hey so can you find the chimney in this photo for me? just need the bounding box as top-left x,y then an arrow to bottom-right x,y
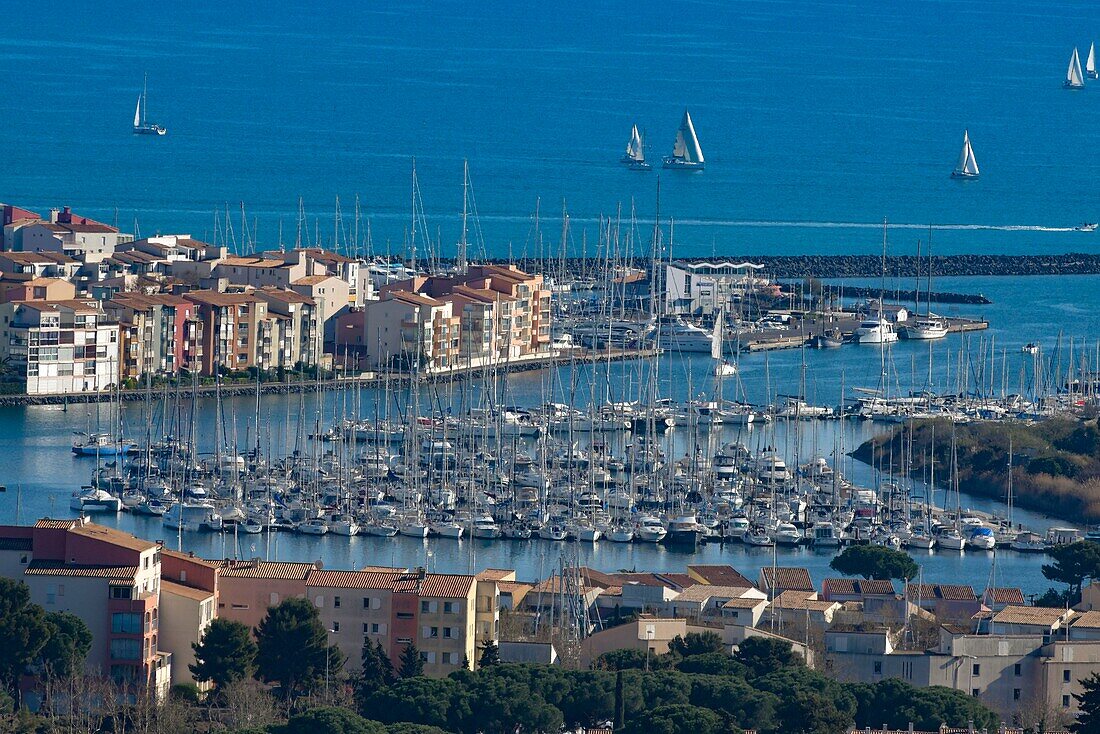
49,208 -> 59,224
59,206 -> 72,224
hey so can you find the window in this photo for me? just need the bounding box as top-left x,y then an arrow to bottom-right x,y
1065,669 -> 1072,683
1014,663 -> 1022,676
421,601 -> 430,613
873,661 -> 882,675
110,638 -> 141,660
363,623 -> 370,633
1064,695 -> 1072,708
431,627 -> 439,638
972,689 -> 980,698
363,597 -> 371,609
111,586 -> 132,600
442,652 -> 454,665
333,621 -> 340,633
972,663 -> 981,676
444,601 -> 455,614
112,613 -> 142,634
334,596 -> 341,608
270,593 -> 280,605
396,637 -> 412,645
1014,689 -> 1021,701
396,612 -> 413,620
231,603 -> 249,610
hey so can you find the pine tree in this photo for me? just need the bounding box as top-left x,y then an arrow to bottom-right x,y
478,641 -> 501,668
1074,672 -> 1100,733
399,643 -> 424,678
614,669 -> 625,731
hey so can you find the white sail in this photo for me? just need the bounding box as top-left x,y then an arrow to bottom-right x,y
672,128 -> 687,159
955,130 -> 979,176
680,110 -> 704,163
626,124 -> 644,161
1088,42 -> 1097,76
133,96 -> 142,128
711,308 -> 724,360
1067,47 -> 1085,87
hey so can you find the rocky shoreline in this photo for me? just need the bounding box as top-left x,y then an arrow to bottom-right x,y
508,253 -> 1100,279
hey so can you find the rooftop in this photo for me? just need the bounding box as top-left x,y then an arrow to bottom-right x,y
216,559 -> 317,580
161,579 -> 215,602
68,522 -> 157,553
25,561 -> 137,579
823,578 -> 896,597
991,605 -> 1070,626
687,564 -> 754,588
760,567 -> 814,592
673,584 -> 754,604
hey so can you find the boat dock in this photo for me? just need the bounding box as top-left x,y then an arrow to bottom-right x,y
740,314 -> 988,352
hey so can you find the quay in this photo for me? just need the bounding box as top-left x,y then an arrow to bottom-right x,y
740,314 -> 988,352
0,347 -> 658,407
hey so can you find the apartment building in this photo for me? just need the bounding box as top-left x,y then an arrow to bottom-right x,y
0,251 -> 81,280
21,207 -> 131,262
106,293 -> 199,379
0,299 -> 120,394
339,289 -> 459,370
212,256 -> 306,289
184,290 -> 270,375
216,562 -> 497,676
1,203 -> 41,251
0,275 -> 76,304
287,248 -> 369,306
0,519 -> 207,697
254,287 -> 319,368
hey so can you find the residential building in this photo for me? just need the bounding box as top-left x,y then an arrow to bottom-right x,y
253,287 -> 319,368
1,204 -> 41,252
184,290 -> 275,375
0,275 -> 76,304
106,293 -> 199,378
758,567 -> 815,599
906,583 -> 981,622
0,299 -> 120,394
21,207 -> 130,262
214,559 -> 318,629
0,519 -> 174,697
212,256 -> 305,289
0,251 -> 81,280
289,274 -> 348,340
339,289 -> 458,370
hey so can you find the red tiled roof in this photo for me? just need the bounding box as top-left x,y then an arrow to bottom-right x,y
421,573 -> 474,599
25,561 -> 137,579
823,578 -> 895,597
307,570 -> 401,590
688,564 -> 754,587
760,567 -> 814,592
906,583 -> 977,602
216,560 -> 317,580
984,587 -> 1025,605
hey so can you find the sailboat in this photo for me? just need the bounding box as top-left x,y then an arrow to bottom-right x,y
950,130 -> 979,179
621,124 -> 651,170
133,73 -> 167,136
663,110 -> 705,169
712,308 -> 737,376
1065,47 -> 1086,89
1088,42 -> 1098,79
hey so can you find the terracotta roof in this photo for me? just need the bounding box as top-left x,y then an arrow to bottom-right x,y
257,286 -> 313,305
760,567 -> 814,592
385,289 -> 444,307
906,583 -> 977,602
160,549 -> 219,568
0,252 -> 76,265
452,284 -> 517,303
68,523 -> 157,552
652,572 -> 695,590
421,573 -> 475,599
161,579 -> 214,602
1071,611 -> 1100,629
770,590 -> 835,611
475,569 -> 515,581
723,596 -> 769,609
39,222 -> 117,234
306,570 -> 401,590
298,248 -> 355,264
25,561 -> 137,579
984,587 -> 1026,605
991,605 -> 1070,626
185,290 -> 259,307
823,578 -> 895,597
219,257 -> 287,268
674,584 -> 754,603
497,581 -> 533,595
291,275 -> 333,286
110,293 -> 190,309
216,560 -> 317,580
688,564 -> 754,587
34,519 -> 79,529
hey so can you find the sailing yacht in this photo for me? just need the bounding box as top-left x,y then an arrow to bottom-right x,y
133,73 -> 167,135
711,309 -> 737,375
663,110 -> 705,169
950,130 -> 979,179
621,124 -> 651,170
1088,43 -> 1098,79
1065,47 -> 1086,89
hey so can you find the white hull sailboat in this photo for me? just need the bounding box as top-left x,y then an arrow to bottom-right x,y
1066,47 -> 1086,89
950,130 -> 979,179
133,73 -> 167,135
621,124 -> 651,170
663,110 -> 705,169
1088,42 -> 1098,80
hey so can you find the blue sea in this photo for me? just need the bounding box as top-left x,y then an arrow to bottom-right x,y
2,0 -> 1099,256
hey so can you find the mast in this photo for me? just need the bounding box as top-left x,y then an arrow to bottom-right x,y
459,159 -> 469,274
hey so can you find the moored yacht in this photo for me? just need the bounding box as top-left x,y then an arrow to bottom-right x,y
902,317 -> 948,340
650,316 -> 716,353
854,316 -> 898,344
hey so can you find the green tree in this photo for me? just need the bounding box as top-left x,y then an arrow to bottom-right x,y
360,677 -> 459,729
454,676 -> 562,734
689,675 -> 778,732
614,670 -> 625,732
0,578 -> 51,696
668,631 -> 724,658
776,691 -> 853,734
356,639 -> 396,710
254,597 -> 345,698
1074,672 -> 1100,734
594,648 -> 652,671
674,652 -> 749,677
1043,541 -> 1100,601
190,618 -> 258,693
478,641 -> 500,668
734,636 -> 802,678
273,706 -> 384,734
829,545 -> 919,581
385,725 -> 450,734
623,703 -> 726,734
39,611 -> 92,679
398,644 -> 424,678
